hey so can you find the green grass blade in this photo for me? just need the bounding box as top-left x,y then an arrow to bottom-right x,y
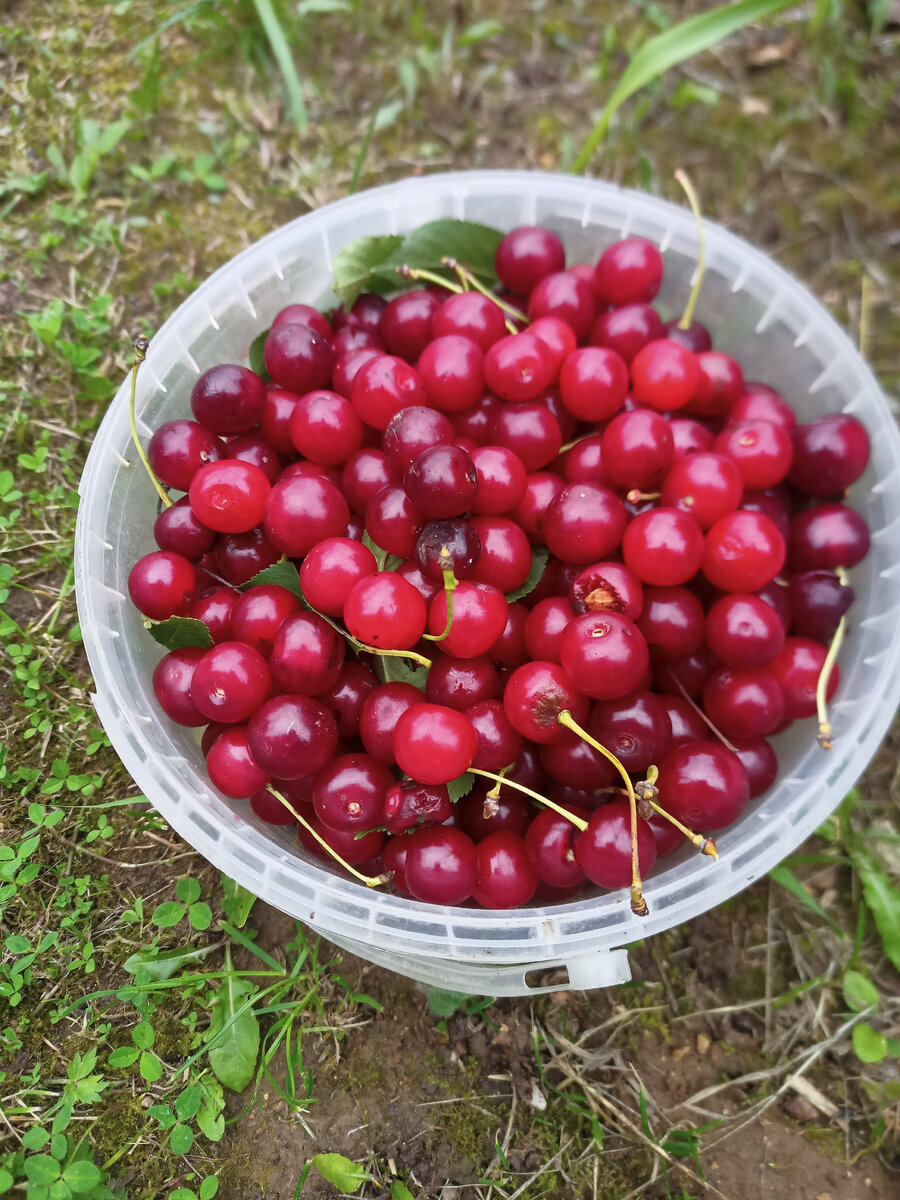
769,864 -> 846,938
572,0 -> 796,173
251,0 -> 308,133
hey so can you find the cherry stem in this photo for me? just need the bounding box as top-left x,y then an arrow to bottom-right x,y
556,709 -> 648,917
485,761 -> 512,802
669,677 -> 739,755
648,800 -> 718,860
396,265 -> 463,294
674,168 -> 706,332
129,335 -> 172,509
626,490 -> 660,504
817,589 -> 847,751
558,433 -> 595,454
468,767 -> 588,832
267,786 -> 391,888
859,273 -> 873,361
442,257 -> 530,327
422,549 -> 458,643
305,600 -> 432,669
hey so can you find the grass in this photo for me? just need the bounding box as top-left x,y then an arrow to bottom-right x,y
1,0 -> 899,1196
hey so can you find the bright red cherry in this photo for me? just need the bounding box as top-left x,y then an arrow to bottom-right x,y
630,340 -> 700,412
623,508 -> 705,586
593,238 -> 663,306
702,511 -> 786,593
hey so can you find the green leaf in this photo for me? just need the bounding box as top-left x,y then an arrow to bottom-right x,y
139,1049 -> 163,1083
362,531 -> 403,572
152,900 -> 187,928
390,1183 -> 416,1200
108,1046 -> 141,1068
170,1124 -> 194,1154
446,772 -> 476,805
457,19 -> 504,46
131,1021 -> 155,1049
221,875 -> 256,928
123,942 -> 216,981
505,546 -> 550,603
427,988 -> 470,1018
24,1156 -> 61,1185
175,1085 -> 202,1122
5,934 -> 30,953
147,617 -> 213,652
94,117 -> 132,157
146,1103 -> 176,1129
311,1154 -> 374,1193
240,559 -> 305,601
853,1022 -> 887,1064
189,902 -> 213,931
856,855 -> 900,971
842,969 -> 879,1014
0,1169 -> 13,1194
207,976 -> 260,1093
250,0 -> 308,132
196,1079 -> 226,1142
769,865 -> 845,937
49,1133 -> 67,1160
377,219 -> 504,282
331,234 -> 404,307
68,1048 -> 97,1081
248,328 -> 270,380
62,1162 -> 102,1195
199,1178 -> 219,1200
572,0 -> 796,172
374,653 -> 428,692
176,877 -> 202,904
23,1128 -> 50,1151
297,0 -> 351,13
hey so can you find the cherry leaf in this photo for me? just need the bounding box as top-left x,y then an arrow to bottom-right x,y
505,547 -> 549,603
332,234 -> 404,307
248,328 -> 271,381
240,559 -> 306,602
446,772 -> 475,805
147,616 -> 213,652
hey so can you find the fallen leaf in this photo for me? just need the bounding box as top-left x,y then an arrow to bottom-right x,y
741,95 -> 771,116
783,1093 -> 819,1123
696,1033 -> 711,1054
746,33 -> 799,67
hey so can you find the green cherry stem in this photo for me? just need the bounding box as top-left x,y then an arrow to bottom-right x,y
396,265 -> 463,294
267,786 -> 391,888
129,335 -> 172,509
468,768 -> 588,832
674,168 -> 706,332
422,549 -> 458,643
306,601 -> 432,669
557,708 -> 647,917
441,257 -> 530,325
648,799 -> 718,859
817,574 -> 848,750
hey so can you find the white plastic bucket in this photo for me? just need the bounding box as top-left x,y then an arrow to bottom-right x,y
75,171 -> 900,996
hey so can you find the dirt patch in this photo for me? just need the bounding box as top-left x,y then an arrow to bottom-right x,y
219,889 -> 898,1200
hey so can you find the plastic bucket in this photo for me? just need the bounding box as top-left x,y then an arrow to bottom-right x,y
75,171 -> 900,996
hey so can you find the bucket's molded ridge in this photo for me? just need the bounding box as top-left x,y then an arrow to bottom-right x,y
75,171 -> 900,997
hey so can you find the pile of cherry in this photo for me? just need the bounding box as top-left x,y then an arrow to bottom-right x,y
128,224 -> 872,913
